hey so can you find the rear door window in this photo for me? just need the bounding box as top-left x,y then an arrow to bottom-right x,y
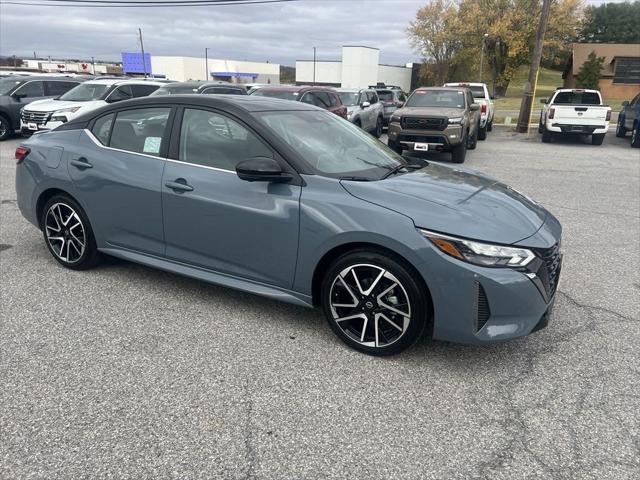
109,107 -> 171,155
45,81 -> 79,96
108,85 -> 134,102
91,113 -> 115,145
312,92 -> 332,108
131,84 -> 160,97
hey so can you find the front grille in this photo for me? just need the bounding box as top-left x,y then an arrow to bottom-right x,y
21,110 -> 50,125
401,116 -> 447,131
535,243 -> 562,298
474,282 -> 491,332
398,134 -> 447,144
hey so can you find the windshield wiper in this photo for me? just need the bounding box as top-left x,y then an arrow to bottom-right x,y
339,176 -> 374,182
380,163 -> 424,180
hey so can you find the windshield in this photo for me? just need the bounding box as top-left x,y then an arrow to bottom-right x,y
59,83 -> 111,101
257,110 -> 408,180
406,90 -> 465,108
0,78 -> 25,95
377,90 -> 394,101
251,90 -> 298,100
553,91 -> 601,105
337,92 -> 360,106
151,84 -> 200,96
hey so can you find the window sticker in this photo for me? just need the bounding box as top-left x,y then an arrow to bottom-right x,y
143,136 -> 162,154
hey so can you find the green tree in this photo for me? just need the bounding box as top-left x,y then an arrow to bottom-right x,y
580,1 -> 640,43
575,51 -> 604,89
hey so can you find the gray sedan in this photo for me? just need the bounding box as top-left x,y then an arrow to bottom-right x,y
15,95 -> 561,355
336,88 -> 384,138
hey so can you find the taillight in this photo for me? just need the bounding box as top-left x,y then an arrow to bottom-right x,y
481,104 -> 487,114
15,146 -> 30,164
606,110 -> 611,121
548,108 -> 555,120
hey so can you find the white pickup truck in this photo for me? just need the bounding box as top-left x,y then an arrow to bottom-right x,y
539,88 -> 611,145
444,82 -> 494,140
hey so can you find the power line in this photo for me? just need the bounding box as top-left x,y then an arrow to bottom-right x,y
0,0 -> 300,6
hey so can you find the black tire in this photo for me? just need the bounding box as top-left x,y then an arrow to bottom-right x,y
388,139 -> 403,155
373,116 -> 383,138
591,133 -> 605,146
321,249 -> 429,356
632,123 -> 640,148
467,127 -> 478,150
477,124 -> 487,140
354,119 -> 362,129
487,118 -> 493,132
541,126 -> 553,143
451,140 -> 467,163
41,194 -> 101,270
616,115 -> 627,138
0,114 -> 11,141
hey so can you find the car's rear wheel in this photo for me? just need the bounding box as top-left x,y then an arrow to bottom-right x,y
41,194 -> 101,270
373,116 -> 383,138
0,115 -> 11,141
616,115 -> 627,138
591,133 -> 605,146
321,250 -> 428,355
487,118 -> 493,132
451,140 -> 467,163
632,123 -> 640,148
478,124 -> 487,140
541,125 -> 553,143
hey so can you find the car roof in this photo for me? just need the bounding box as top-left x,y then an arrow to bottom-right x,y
415,87 -> 467,92
5,75 -> 85,82
444,82 -> 486,87
336,88 -> 368,93
255,85 -> 336,93
85,78 -> 165,86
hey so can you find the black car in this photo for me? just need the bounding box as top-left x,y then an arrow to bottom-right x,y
151,81 -> 248,97
0,75 -> 84,140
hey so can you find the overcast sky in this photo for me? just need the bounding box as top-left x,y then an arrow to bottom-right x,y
0,0 -> 625,66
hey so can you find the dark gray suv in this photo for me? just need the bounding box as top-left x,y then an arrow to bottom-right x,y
0,76 -> 83,140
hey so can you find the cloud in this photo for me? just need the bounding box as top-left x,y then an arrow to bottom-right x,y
0,0 -> 426,66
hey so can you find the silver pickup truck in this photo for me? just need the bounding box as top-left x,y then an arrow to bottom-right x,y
539,88 -> 611,145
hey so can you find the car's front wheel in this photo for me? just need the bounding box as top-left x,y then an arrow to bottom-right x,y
41,194 -> 101,270
0,115 -> 11,141
478,124 -> 487,140
373,116 -> 383,138
632,123 -> 640,148
321,250 -> 428,355
616,115 -> 627,138
451,140 -> 467,163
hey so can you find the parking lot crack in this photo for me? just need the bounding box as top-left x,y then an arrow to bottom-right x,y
556,290 -> 639,324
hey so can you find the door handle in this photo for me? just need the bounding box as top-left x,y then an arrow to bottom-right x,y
165,180 -> 194,192
70,157 -> 92,169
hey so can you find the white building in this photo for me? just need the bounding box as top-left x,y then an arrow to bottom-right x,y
149,56 -> 280,84
296,46 -> 414,91
21,58 -> 120,75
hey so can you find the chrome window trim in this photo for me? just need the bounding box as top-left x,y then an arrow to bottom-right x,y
83,128 -> 235,174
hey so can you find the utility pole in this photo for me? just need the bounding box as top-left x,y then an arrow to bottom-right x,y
479,33 -> 489,83
517,0 -> 552,133
138,28 -> 147,78
91,56 -> 96,75
205,47 -> 210,81
313,47 -> 316,85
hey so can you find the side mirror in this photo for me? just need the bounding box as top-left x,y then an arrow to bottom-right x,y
540,98 -> 547,104
470,103 -> 480,111
236,157 -> 292,183
622,100 -> 629,106
12,93 -> 27,101
361,101 -> 371,109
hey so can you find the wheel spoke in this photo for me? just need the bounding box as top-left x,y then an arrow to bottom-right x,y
334,313 -> 367,323
360,316 -> 368,342
377,283 -> 410,317
69,239 -> 82,257
332,276 -> 358,308
379,312 -> 404,332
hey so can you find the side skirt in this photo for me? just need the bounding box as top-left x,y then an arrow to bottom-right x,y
100,247 -> 314,308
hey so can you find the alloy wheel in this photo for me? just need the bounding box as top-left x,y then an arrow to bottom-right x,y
329,264 -> 411,348
0,117 -> 8,139
45,203 -> 86,263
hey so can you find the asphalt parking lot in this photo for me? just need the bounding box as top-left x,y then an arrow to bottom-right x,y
1,129 -> 639,479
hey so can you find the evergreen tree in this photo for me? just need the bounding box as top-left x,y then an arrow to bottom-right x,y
575,51 -> 604,89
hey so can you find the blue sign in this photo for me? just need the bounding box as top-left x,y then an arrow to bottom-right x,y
121,52 -> 152,75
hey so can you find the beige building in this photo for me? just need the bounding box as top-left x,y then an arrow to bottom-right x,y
563,43 -> 640,99
150,56 -> 279,84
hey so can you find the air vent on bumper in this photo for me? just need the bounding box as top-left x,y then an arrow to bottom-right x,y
474,282 -> 491,332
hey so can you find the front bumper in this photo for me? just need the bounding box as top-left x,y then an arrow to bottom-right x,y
388,122 -> 464,152
20,120 -> 64,135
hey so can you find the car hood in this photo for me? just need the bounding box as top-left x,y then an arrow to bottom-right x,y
397,106 -> 465,118
341,162 -> 549,245
23,99 -> 105,113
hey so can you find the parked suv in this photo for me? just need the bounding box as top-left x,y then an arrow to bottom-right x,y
0,75 -> 83,140
151,81 -> 247,96
444,82 -> 494,139
336,88 -> 384,137
250,86 -> 347,119
616,93 -> 640,148
387,87 -> 480,163
374,88 -> 407,127
20,79 -> 164,135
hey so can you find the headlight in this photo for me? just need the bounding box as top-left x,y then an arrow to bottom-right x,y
419,229 -> 535,267
391,115 -> 401,123
53,106 -> 82,115
448,117 -> 464,125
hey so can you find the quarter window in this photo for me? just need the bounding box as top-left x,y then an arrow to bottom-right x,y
109,108 -> 171,155
14,81 -> 44,97
178,108 -> 272,170
108,85 -> 133,102
92,113 -> 114,145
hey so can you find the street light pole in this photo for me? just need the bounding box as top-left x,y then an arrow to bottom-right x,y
138,28 -> 147,79
479,33 -> 489,83
91,56 -> 96,75
313,47 -> 316,85
205,47 -> 209,81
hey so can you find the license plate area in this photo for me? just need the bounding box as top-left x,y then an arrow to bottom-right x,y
414,142 -> 430,151
27,123 -> 38,131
